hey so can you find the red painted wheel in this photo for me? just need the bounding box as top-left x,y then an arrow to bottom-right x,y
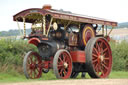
85,37 -> 112,78
82,24 -> 95,46
23,51 -> 42,79
53,49 -> 72,79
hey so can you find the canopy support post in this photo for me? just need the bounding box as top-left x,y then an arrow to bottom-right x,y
46,17 -> 53,37
102,25 -> 104,36
106,26 -> 107,36
43,16 -> 46,35
108,27 -> 114,36
64,21 -> 71,30
16,19 -> 22,36
23,17 -> 26,37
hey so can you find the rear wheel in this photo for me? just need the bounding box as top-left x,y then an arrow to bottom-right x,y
85,37 -> 112,78
23,51 -> 42,79
53,49 -> 72,79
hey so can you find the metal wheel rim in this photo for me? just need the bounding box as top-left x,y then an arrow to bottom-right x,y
53,50 -> 72,79
92,38 -> 112,78
23,51 -> 42,79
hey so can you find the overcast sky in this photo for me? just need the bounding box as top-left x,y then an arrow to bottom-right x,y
0,0 -> 128,31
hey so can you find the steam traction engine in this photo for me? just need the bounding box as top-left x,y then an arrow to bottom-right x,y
13,5 -> 117,79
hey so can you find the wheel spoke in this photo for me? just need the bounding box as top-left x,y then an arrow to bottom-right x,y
96,65 -> 99,74
103,52 -> 106,56
63,54 -> 66,62
36,68 -> 39,73
101,62 -> 107,75
101,67 -> 104,76
103,60 -> 107,65
92,53 -> 98,58
100,41 -> 103,48
95,63 -> 100,74
30,56 -> 33,64
92,59 -> 98,63
65,59 -> 68,63
101,63 -> 108,70
36,69 -> 39,77
93,47 -> 99,55
64,55 -> 68,63
29,69 -> 32,75
63,69 -> 67,76
97,64 -> 101,74
34,69 -> 37,78
31,71 -> 33,78
35,58 -> 38,64
96,42 -> 100,52
59,57 -> 64,64
33,70 -> 35,78
57,65 -> 63,69
99,64 -> 102,72
57,66 -> 64,70
61,54 -> 64,61
104,57 -> 109,60
59,69 -> 63,76
103,48 -> 108,53
35,58 -> 39,64
100,41 -> 103,51
29,70 -> 32,77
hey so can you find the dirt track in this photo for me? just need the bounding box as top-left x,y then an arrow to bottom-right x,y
1,79 -> 128,85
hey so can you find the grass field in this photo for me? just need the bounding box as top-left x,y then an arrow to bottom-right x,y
0,71 -> 127,83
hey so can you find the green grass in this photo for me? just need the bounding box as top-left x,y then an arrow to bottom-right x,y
0,71 -> 127,83
75,71 -> 128,79
0,71 -> 56,83
0,73 -> 26,82
109,71 -> 128,78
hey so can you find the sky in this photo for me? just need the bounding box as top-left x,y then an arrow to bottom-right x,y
0,0 -> 128,31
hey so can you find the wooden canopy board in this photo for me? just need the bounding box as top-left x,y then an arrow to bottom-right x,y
13,7 -> 117,27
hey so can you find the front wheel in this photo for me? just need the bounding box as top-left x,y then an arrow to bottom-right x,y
85,37 -> 112,78
53,49 -> 72,79
23,51 -> 42,79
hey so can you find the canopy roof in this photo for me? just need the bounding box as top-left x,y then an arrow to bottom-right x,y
13,6 -> 117,27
